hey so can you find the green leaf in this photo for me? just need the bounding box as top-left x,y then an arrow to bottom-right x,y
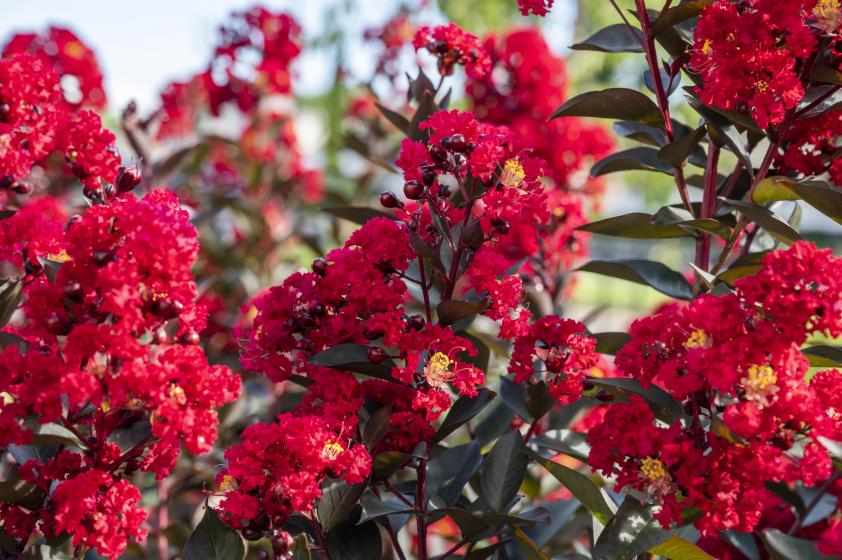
593,332 -> 632,355
533,430 -> 590,461
577,259 -> 693,300
652,0 -> 715,34
512,527 -> 550,560
526,382 -> 555,420
753,177 -> 842,226
650,536 -> 717,560
500,376 -> 529,421
437,299 -> 487,326
309,343 -> 395,378
720,532 -> 760,560
762,529 -> 831,560
578,213 -> 689,239
434,388 -> 495,442
802,345 -> 842,368
317,479 -> 368,532
689,99 -> 754,172
570,24 -> 644,53
183,505 -> 245,560
323,206 -> 395,225
482,430 -> 528,513
717,251 -> 768,284
371,451 -> 412,480
292,533 -> 311,560
0,281 -> 22,328
427,441 -> 482,506
325,519 -> 382,560
613,121 -> 666,146
363,405 -> 392,449
721,199 -> 801,245
532,453 -> 614,524
658,126 -> 707,168
651,206 -> 733,239
594,498 -> 668,560
591,148 -> 673,176
357,493 -> 413,524
550,89 -> 663,124
588,377 -> 688,424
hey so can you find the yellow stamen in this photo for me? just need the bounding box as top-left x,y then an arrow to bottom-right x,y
63,41 -> 86,60
743,364 -> 777,394
640,457 -> 667,481
815,0 -> 842,31
424,352 -> 455,388
219,474 -> 237,492
169,384 -> 187,405
322,441 -> 344,460
684,330 -> 711,350
47,249 -> 71,263
701,39 -> 713,56
500,159 -> 526,188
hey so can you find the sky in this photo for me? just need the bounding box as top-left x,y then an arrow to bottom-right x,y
2,0 -> 577,113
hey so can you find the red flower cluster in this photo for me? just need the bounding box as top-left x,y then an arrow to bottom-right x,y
0,190 -> 240,556
0,52 -> 118,193
3,27 -> 107,109
775,110 -> 842,185
502,312 -> 599,404
217,412 -> 370,532
465,29 -> 613,291
412,24 -> 491,78
516,0 -> 554,17
364,11 -> 416,81
588,241 -> 842,535
690,0 -> 837,128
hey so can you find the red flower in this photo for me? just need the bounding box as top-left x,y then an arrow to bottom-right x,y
413,24 -> 491,78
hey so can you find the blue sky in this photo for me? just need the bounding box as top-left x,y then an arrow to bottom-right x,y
3,0 -> 576,113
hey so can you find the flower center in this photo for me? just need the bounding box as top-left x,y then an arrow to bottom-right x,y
500,159 -> 526,188
322,441 -> 344,460
684,329 -> 711,349
640,456 -> 667,481
424,351 -> 455,388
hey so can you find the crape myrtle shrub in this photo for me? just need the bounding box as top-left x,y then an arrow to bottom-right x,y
0,1 -> 842,560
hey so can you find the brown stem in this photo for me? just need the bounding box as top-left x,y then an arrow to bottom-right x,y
415,445 -> 428,560
695,144 -> 720,272
417,255 -> 433,323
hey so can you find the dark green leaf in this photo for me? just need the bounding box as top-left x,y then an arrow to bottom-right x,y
371,451 -> 413,480
323,206 -> 395,225
588,377 -> 688,424
717,251 -> 768,284
658,126 -> 707,168
762,529 -> 830,560
182,505 -> 245,560
513,527 -> 550,560
533,430 -> 590,461
532,453 -> 614,524
689,99 -> 754,172
526,382 -> 555,420
292,533 -> 311,560
363,405 -> 391,449
570,24 -> 643,53
721,532 -> 760,560
613,121 -> 666,146
802,345 -> 842,368
753,177 -> 842,226
591,148 -> 673,176
550,89 -> 662,124
721,199 -> 801,245
652,206 -> 733,239
0,281 -> 22,328
652,0 -> 714,34
434,388 -> 495,442
578,213 -> 688,239
524,499 -> 580,547
317,479 -> 367,532
427,441 -> 482,506
357,493 -> 413,524
325,519 -> 382,560
309,343 -> 395,378
0,480 -> 38,505
593,332 -> 631,355
482,430 -> 528,513
577,259 -> 693,300
594,498 -> 669,560
437,299 -> 487,326
500,376 -> 529,420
